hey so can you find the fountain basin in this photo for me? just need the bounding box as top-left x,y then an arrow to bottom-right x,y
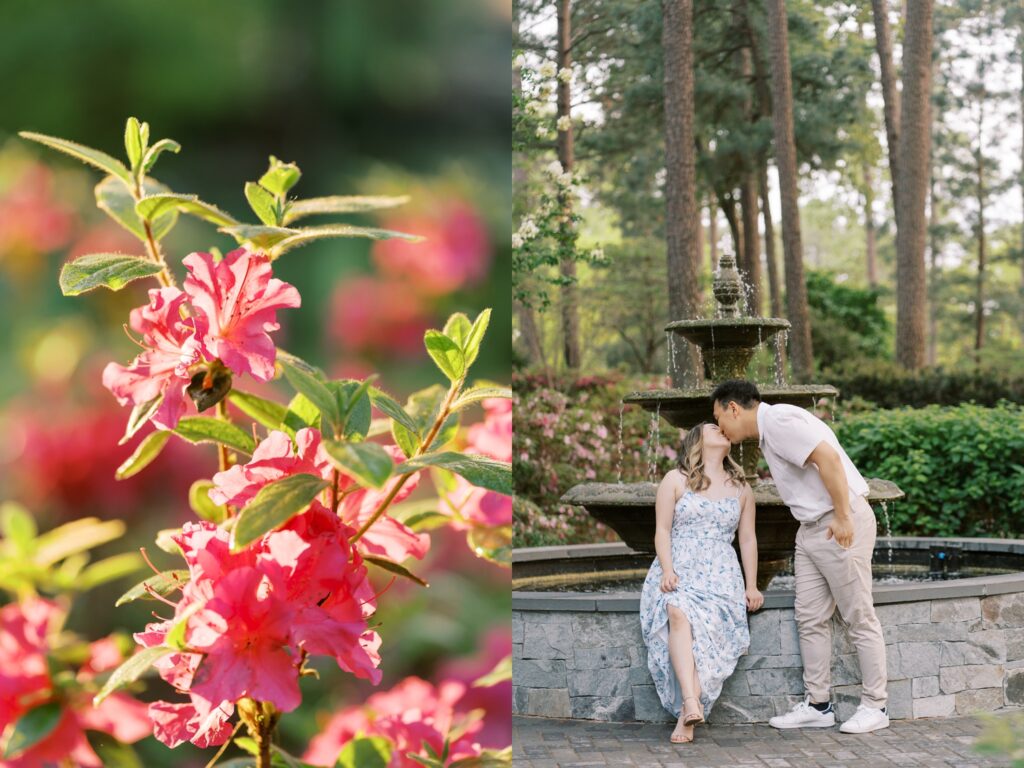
560,479 -> 904,587
512,539 -> 1024,724
666,317 -> 791,380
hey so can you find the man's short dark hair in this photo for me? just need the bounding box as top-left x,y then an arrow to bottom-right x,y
711,380 -> 761,410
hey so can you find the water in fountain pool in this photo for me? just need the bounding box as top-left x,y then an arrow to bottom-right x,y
879,500 -> 894,566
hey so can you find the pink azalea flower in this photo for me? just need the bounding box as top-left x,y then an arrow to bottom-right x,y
0,600 -> 150,768
329,276 -> 431,358
447,398 -> 512,529
140,513 -> 383,748
183,248 -> 300,381
437,628 -> 513,750
101,287 -> 203,430
304,676 -> 484,768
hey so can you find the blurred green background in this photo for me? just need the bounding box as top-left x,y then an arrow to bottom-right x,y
0,1 -> 511,764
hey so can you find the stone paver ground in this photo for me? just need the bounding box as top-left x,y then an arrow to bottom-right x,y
513,713 -> 1020,767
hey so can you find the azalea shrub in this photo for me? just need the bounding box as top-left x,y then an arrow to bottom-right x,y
512,371 -> 681,547
2,119 -> 513,768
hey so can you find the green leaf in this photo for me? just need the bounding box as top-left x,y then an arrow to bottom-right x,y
369,387 -> 421,437
3,702 -> 63,759
173,417 -> 256,455
448,747 -> 513,767
59,253 -> 162,296
466,525 -> 512,567
282,393 -> 321,440
402,510 -> 450,532
115,430 -> 170,480
451,385 -> 512,412
142,138 -> 180,173
282,194 -> 409,224
397,452 -> 511,495
165,601 -> 202,651
463,308 -> 491,368
85,730 -> 144,768
272,224 -> 423,255
124,117 -> 143,171
323,441 -> 394,488
94,645 -> 173,705
232,474 -> 330,551
328,379 -> 373,440
443,313 -> 473,347
1,502 -> 37,556
390,385 -> 460,456
20,130 -> 132,184
259,156 -> 302,197
424,331 -> 465,381
188,479 -> 227,523
136,193 -> 238,227
119,396 -> 162,445
78,553 -> 144,590
363,555 -> 428,586
34,518 -> 125,567
336,736 -> 392,768
228,390 -> 289,431
472,654 -> 511,687
245,181 -> 279,226
277,351 -> 341,431
96,176 -> 178,242
115,569 -> 189,607
219,224 -> 296,250
154,528 -> 182,555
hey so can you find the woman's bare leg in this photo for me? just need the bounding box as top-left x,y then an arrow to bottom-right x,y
667,604 -> 702,740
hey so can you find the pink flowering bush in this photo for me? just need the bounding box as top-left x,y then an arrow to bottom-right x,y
10,119 -> 512,767
512,371 -> 680,547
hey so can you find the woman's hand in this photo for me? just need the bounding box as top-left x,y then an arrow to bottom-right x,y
745,587 -> 764,612
660,570 -> 679,593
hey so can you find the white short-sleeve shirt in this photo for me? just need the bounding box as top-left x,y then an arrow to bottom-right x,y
756,402 -> 869,522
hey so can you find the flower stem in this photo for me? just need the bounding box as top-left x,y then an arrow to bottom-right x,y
132,177 -> 176,288
351,379 -> 462,544
216,399 -> 231,475
239,698 -> 279,768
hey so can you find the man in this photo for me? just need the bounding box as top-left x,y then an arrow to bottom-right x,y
711,379 -> 888,734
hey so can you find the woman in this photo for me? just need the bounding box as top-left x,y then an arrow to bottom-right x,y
639,422 -> 764,743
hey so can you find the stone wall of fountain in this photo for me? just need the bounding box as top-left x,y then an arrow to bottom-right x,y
559,253 -> 904,587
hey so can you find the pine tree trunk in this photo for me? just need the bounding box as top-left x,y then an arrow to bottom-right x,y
662,0 -> 703,386
974,97 -> 986,366
759,161 -> 782,318
1020,33 -> 1024,345
894,0 -> 933,370
739,47 -> 762,316
763,0 -> 814,379
927,164 -> 939,366
557,0 -> 581,369
870,0 -> 901,220
708,193 -> 719,272
864,160 -> 878,288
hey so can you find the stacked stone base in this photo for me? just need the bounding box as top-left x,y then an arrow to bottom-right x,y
512,593 -> 1024,723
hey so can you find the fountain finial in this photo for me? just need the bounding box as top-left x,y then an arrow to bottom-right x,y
712,253 -> 745,318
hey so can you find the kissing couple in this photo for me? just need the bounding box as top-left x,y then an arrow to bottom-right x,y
639,380 -> 889,743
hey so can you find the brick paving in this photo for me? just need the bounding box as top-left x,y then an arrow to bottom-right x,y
513,712 -> 1021,767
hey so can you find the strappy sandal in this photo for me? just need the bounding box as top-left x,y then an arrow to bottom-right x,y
669,718 -> 693,743
682,695 -> 705,726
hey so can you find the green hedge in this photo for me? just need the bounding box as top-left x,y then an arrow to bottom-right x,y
835,402 -> 1024,537
827,360 -> 1024,408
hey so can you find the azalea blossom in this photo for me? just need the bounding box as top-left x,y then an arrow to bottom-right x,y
0,600 -> 150,768
538,60 -> 557,78
101,286 -> 203,430
557,66 -> 573,83
446,398 -> 512,529
183,248 -> 301,382
303,676 -> 484,768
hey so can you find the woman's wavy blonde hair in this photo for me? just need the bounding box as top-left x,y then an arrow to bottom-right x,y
677,421 -> 747,492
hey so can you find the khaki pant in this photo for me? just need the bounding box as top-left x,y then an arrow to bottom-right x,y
793,494 -> 888,708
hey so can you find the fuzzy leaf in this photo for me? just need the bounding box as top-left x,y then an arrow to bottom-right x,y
228,390 -> 289,431
3,702 -> 63,759
142,138 -> 181,173
397,452 -> 511,495
336,736 -> 392,768
463,308 -> 491,368
188,479 -> 226,523
232,474 -> 329,551
173,417 -> 256,455
219,224 -> 296,250
115,430 -> 170,480
93,646 -> 173,705
283,194 -> 408,224
33,518 -> 124,567
124,117 -> 143,170
120,396 -> 162,445
78,553 -> 144,590
259,157 -> 302,197
363,555 -> 428,586
442,313 -> 473,347
424,331 -> 465,381
20,131 -> 132,184
115,569 -> 189,607
136,193 -> 237,227
96,176 -> 178,241
451,385 -> 512,412
245,181 -> 279,226
59,253 -> 161,296
277,352 -> 340,431
273,224 -> 422,255
322,441 -> 393,489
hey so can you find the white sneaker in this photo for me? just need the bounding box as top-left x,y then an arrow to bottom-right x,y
768,695 -> 836,729
839,703 -> 889,733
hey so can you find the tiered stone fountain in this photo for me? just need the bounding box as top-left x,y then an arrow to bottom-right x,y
560,253 -> 902,587
512,254 -> 1024,725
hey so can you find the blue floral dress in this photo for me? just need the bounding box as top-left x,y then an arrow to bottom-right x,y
639,488 -> 750,718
